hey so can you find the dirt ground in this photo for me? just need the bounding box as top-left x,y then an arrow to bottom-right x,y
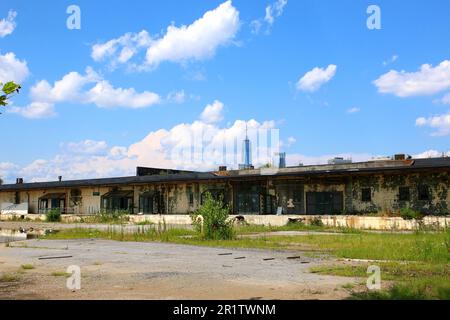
0,239 -> 360,300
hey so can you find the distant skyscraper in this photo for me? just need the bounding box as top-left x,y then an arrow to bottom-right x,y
278,152 -> 286,168
239,124 -> 253,170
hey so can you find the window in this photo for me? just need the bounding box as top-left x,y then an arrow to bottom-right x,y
418,185 -> 430,201
399,187 -> 410,201
189,193 -> 194,206
361,188 -> 371,202
14,192 -> 20,204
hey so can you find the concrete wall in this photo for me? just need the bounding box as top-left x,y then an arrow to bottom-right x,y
0,213 -> 448,231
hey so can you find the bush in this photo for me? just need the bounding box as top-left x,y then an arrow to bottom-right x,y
400,208 -> 423,220
310,217 -> 324,227
46,209 -> 61,222
191,193 -> 235,240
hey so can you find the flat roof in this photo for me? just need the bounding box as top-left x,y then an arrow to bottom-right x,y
0,157 -> 449,192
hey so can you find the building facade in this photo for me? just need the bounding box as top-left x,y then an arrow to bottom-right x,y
0,158 -> 449,216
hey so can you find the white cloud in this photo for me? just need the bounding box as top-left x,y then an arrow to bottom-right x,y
250,0 -> 288,34
296,64 -> 337,92
30,67 -> 100,103
144,1 -> 239,68
265,0 -> 287,25
167,90 -> 186,104
374,60 -> 450,97
200,100 -> 224,124
382,54 -> 398,66
91,1 -> 240,70
86,80 -> 161,109
8,102 -> 55,119
10,67 -> 162,118
416,112 -> 450,136
434,92 -> 450,105
413,150 -> 450,159
0,162 -> 19,182
0,52 -> 29,84
280,136 -> 296,148
347,107 -> 360,114
91,30 -> 152,68
251,0 -> 287,34
0,10 -> 17,38
62,140 -> 108,155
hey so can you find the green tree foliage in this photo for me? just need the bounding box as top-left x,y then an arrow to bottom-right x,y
191,193 -> 235,240
0,81 -> 21,111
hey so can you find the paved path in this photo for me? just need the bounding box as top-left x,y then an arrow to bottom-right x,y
0,239 -> 358,300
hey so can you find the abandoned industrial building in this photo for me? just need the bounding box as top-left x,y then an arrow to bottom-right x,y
0,155 -> 449,216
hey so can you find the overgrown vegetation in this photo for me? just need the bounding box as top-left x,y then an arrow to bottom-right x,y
50,272 -> 71,277
352,278 -> 450,300
20,264 -> 35,270
46,209 -> 61,222
42,224 -> 449,300
191,193 -> 235,240
400,208 -> 423,220
308,230 -> 450,300
77,210 -> 130,224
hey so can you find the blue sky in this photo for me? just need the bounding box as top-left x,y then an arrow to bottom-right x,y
0,0 -> 449,182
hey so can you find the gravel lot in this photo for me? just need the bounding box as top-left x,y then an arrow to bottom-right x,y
0,239 -> 358,300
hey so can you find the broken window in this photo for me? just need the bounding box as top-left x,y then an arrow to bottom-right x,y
417,185 -> 430,201
399,187 -> 410,201
361,188 -> 371,202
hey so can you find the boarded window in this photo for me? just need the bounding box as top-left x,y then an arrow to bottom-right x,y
361,188 -> 371,202
399,187 -> 410,201
418,185 -> 430,201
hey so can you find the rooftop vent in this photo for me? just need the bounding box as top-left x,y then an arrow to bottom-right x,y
58,176 -> 62,182
394,154 -> 412,161
218,166 -> 227,172
16,178 -> 23,184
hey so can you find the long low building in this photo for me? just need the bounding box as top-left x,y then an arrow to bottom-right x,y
0,156 -> 449,216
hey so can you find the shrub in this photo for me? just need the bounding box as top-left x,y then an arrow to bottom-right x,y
400,208 -> 423,220
46,209 -> 61,222
191,193 -> 235,240
310,217 -> 324,227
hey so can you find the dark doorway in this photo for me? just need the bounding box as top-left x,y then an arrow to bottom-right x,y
306,192 -> 343,215
234,183 -> 266,215
139,192 -> 154,214
38,193 -> 66,214
101,190 -> 134,213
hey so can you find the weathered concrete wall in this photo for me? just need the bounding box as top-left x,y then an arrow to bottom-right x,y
350,172 -> 450,215
224,214 -> 450,230
0,213 -> 448,230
